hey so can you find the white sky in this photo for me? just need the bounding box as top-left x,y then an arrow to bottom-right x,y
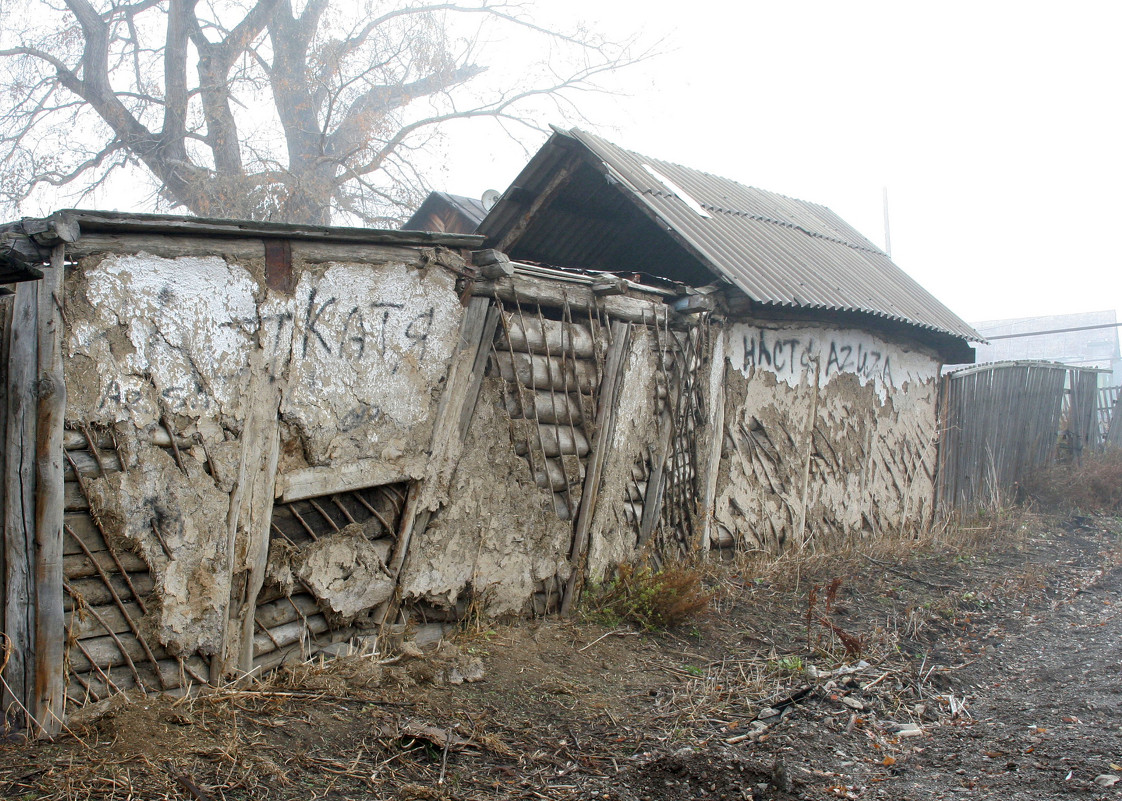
436,0 -> 1122,330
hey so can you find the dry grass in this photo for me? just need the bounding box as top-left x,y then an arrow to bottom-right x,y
1022,449 -> 1122,513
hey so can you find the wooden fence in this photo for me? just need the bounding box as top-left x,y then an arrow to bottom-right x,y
936,361 -> 1104,511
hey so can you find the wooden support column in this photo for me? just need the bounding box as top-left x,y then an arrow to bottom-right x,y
3,278 -> 38,728
562,320 -> 631,614
34,245 -> 66,737
0,291 -> 10,638
698,330 -> 727,552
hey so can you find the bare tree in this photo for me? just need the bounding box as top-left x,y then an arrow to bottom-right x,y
0,0 -> 646,226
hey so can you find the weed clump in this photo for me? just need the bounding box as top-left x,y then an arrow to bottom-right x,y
1022,449 -> 1122,513
585,562 -> 712,631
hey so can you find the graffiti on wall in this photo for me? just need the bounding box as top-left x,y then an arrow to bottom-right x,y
726,323 -> 937,400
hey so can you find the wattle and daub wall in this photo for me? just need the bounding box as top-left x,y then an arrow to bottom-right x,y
4,239 -> 943,713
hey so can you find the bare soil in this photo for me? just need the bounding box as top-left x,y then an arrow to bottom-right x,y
3,513 -> 1121,800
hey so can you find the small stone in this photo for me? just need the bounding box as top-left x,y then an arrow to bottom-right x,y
1094,774 -> 1120,788
757,707 -> 781,719
841,696 -> 864,710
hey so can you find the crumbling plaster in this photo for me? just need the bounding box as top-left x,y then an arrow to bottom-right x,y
62,250 -> 465,661
714,321 -> 941,552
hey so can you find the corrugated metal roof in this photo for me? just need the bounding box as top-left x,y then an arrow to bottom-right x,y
479,129 -> 980,343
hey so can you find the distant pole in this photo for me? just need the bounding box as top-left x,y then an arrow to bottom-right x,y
882,186 -> 892,258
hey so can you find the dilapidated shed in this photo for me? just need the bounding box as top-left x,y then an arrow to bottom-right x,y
1,131 -> 978,735
476,128 -> 981,555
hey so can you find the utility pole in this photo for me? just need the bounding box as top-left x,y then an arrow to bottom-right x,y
882,186 -> 892,258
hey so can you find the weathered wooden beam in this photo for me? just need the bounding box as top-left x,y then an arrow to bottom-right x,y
495,161 -> 577,253
3,279 -> 37,728
492,351 -> 598,395
698,333 -> 727,550
513,425 -> 591,458
562,321 -> 632,614
473,272 -> 682,328
0,293 -> 9,640
275,458 -> 421,503
497,315 -> 596,358
33,247 -> 66,737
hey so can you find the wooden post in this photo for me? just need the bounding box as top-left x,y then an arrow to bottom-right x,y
33,246 -> 66,737
698,331 -> 727,552
3,279 -> 38,729
562,321 -> 631,614
0,291 -> 10,639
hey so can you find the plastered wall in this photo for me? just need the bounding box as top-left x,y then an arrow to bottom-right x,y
62,250 -> 464,667
713,321 -> 941,552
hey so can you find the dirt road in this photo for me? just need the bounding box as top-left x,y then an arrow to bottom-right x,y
2,514 -> 1119,800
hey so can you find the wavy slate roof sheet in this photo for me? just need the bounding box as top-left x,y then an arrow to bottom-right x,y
478,129 -> 979,344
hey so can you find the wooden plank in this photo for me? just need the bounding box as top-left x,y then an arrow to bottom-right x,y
63,550 -> 147,581
65,574 -> 155,610
62,513 -> 106,556
64,481 -> 89,511
3,280 -> 37,727
275,457 -> 421,503
562,321 -> 631,614
457,306 -> 502,435
65,602 -> 144,640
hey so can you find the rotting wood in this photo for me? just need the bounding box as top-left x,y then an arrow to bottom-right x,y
63,481 -> 89,511
61,514 -> 105,556
228,360 -> 285,676
33,246 -> 66,737
513,425 -> 591,458
503,387 -> 585,425
254,593 -> 319,631
3,279 -> 37,724
67,656 -> 208,702
473,273 -> 675,327
63,550 -> 146,580
497,315 -> 596,358
563,320 -> 632,614
492,351 -> 597,394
